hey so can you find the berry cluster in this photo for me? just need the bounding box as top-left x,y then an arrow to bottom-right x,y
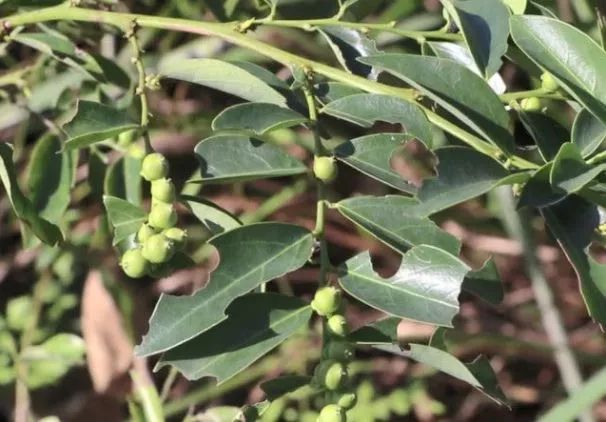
120,153 -> 187,278
311,287 -> 357,422
520,72 -> 560,112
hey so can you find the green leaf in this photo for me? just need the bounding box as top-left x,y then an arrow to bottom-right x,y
194,134 -> 307,184
315,82 -> 363,104
321,94 -> 432,147
462,258 -> 504,305
510,16 -> 606,124
334,133 -> 418,194
27,135 -> 76,223
136,223 -> 314,356
0,143 -> 62,246
572,109 -> 606,157
104,154 -> 143,205
335,195 -> 461,256
550,143 -> 606,194
503,0 -> 527,14
350,317 -> 400,345
376,344 -> 507,405
360,54 -> 514,154
158,293 -> 312,383
62,101 -> 138,151
541,197 -> 606,326
517,111 -> 567,162
441,0 -> 510,78
416,147 -> 510,215
102,195 -> 146,245
181,195 -> 242,236
339,245 -> 470,327
261,375 -> 313,401
159,58 -> 287,106
318,26 -> 380,79
517,163 -> 566,209
212,103 -> 307,135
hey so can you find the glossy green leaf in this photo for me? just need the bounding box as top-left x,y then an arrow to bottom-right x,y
517,111 -> 567,162
541,197 -> 606,326
318,26 -> 380,79
376,344 -> 507,405
360,54 -> 514,154
550,143 -> 606,194
416,147 -> 510,215
136,223 -> 314,356
350,317 -> 400,345
510,16 -> 606,124
158,294 -> 312,382
261,375 -> 312,401
0,143 -> 62,246
159,58 -> 287,106
102,195 -> 146,246
181,195 -> 242,236
517,163 -> 566,209
462,258 -> 504,305
336,195 -> 461,256
212,103 -> 307,135
572,109 -> 606,157
334,133 -> 418,194
441,0 -> 510,78
27,135 -> 76,223
339,245 -> 470,327
321,94 -> 432,147
62,101 -> 138,151
194,134 -> 306,184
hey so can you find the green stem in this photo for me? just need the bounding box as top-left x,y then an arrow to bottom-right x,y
3,5 -> 537,170
499,88 -> 567,103
239,178 -> 309,225
130,370 -> 165,422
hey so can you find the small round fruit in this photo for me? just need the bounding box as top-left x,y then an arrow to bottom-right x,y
313,156 -> 338,183
520,97 -> 541,112
128,143 -> 146,160
141,234 -> 176,264
148,202 -> 177,229
337,392 -> 357,410
541,72 -> 559,92
137,223 -> 157,243
121,248 -> 148,278
118,129 -> 137,147
141,153 -> 169,181
311,287 -> 342,316
325,341 -> 354,362
317,404 -> 345,422
151,178 -> 176,203
323,361 -> 348,390
163,227 -> 187,249
327,314 -> 349,337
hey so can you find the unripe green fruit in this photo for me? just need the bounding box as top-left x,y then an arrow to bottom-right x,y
128,143 -> 146,160
520,97 -> 541,112
137,223 -> 158,243
151,178 -> 176,203
541,72 -> 559,92
325,341 -> 354,362
141,153 -> 169,181
317,404 -> 345,422
313,156 -> 338,183
117,129 -> 137,147
142,234 -> 176,264
148,202 -> 177,229
327,314 -> 349,337
337,392 -> 357,410
121,248 -> 148,278
311,287 -> 342,316
315,361 -> 348,391
163,227 -> 187,250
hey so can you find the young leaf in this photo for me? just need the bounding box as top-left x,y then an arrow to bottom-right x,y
157,293 -> 312,383
517,163 -> 566,209
136,223 -> 314,356
261,375 -> 313,401
194,134 -> 307,184
334,133 -> 418,194
318,26 -> 381,79
510,16 -> 606,124
102,195 -> 146,245
550,143 -> 606,194
517,111 -> 567,162
212,103 -> 307,135
441,0 -> 510,78
321,94 -> 432,147
462,258 -> 504,305
360,54 -> 514,154
339,245 -> 470,327
181,195 -> 242,236
335,195 -> 461,256
0,143 -> 62,246
159,58 -> 287,106
62,101 -> 138,151
572,109 -> 606,157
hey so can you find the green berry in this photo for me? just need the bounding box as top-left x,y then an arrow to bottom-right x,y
148,202 -> 177,229
337,392 -> 357,410
151,178 -> 176,203
316,361 -> 348,391
520,97 -> 541,112
313,156 -> 338,183
311,287 -> 342,316
541,72 -> 559,92
325,341 -> 354,362
141,153 -> 169,181
317,404 -> 345,422
141,234 -> 176,264
327,314 -> 349,337
137,223 -> 158,243
163,227 -> 187,250
120,248 -> 148,278
117,129 -> 137,147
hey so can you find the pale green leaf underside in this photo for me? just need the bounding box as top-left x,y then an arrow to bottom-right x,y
181,195 -> 242,236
